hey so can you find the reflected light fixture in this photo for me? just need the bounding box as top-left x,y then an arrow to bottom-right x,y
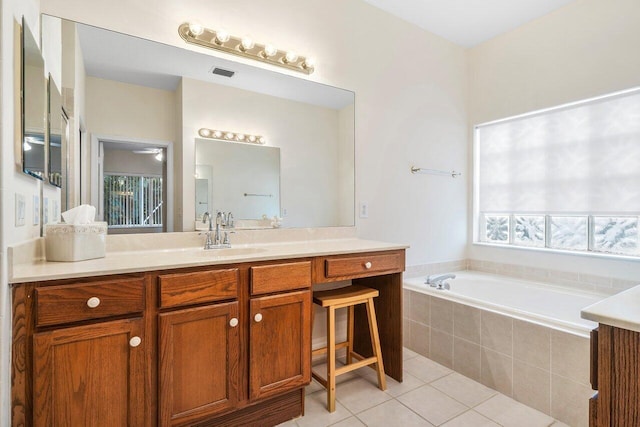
179,22 -> 315,74
199,128 -> 266,145
23,141 -> 32,151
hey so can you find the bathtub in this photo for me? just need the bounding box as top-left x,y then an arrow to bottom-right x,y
402,270 -> 604,426
404,270 -> 602,337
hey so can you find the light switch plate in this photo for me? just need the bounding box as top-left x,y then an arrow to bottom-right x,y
15,194 -> 26,226
33,196 -> 40,225
43,198 -> 49,225
359,202 -> 369,219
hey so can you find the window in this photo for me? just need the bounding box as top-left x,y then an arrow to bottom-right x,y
104,174 -> 163,228
474,87 -> 640,257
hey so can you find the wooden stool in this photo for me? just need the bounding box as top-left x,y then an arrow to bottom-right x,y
311,285 -> 386,412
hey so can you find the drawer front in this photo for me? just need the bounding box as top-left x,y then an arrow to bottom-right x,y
159,268 -> 239,309
324,252 -> 403,280
36,278 -> 145,327
251,261 -> 312,295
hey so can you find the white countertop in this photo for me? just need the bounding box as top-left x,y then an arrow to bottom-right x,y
581,284 -> 640,333
10,238 -> 407,284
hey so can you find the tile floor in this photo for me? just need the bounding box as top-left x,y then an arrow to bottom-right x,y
278,348 -> 572,427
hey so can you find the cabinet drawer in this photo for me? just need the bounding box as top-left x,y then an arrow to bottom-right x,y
159,268 -> 238,309
323,252 -> 404,280
35,278 -> 145,327
251,261 -> 312,295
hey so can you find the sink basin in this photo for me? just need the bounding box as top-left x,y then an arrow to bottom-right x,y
200,247 -> 267,257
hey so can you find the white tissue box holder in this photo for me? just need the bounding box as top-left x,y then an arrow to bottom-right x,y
45,222 -> 108,262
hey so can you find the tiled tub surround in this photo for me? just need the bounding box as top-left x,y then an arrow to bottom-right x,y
403,271 -> 604,427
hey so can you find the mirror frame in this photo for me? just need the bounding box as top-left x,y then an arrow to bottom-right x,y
47,74 -> 63,188
21,16 -> 46,181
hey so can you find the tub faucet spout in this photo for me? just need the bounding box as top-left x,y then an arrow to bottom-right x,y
425,273 -> 456,288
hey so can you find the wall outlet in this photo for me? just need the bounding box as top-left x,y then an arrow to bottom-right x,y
33,196 -> 40,225
359,202 -> 369,219
15,194 -> 26,226
282,208 -> 288,217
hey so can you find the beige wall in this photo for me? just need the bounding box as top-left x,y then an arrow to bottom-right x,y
103,148 -> 163,175
85,76 -> 176,141
468,0 -> 640,280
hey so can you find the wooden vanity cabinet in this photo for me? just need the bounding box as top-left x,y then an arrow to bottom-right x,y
158,268 -> 241,426
12,249 -> 405,427
590,324 -> 640,427
22,276 -> 147,427
249,261 -> 312,401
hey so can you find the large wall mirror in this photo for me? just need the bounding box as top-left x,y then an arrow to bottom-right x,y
21,18 -> 46,180
43,14 -> 355,232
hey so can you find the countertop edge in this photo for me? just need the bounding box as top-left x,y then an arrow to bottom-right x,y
10,239 -> 409,284
580,284 -> 640,333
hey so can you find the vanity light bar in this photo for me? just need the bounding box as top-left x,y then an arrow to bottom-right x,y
178,23 -> 315,75
198,128 -> 266,144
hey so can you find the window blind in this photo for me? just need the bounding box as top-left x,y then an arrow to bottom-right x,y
476,88 -> 640,214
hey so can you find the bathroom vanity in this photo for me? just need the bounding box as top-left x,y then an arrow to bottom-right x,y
10,238 -> 405,426
582,286 -> 640,427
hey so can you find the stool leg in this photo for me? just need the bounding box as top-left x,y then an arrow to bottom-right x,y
326,306 -> 336,412
365,297 -> 387,391
346,305 -> 354,365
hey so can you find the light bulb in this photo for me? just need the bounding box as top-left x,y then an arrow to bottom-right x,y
302,57 -> 316,69
240,36 -> 255,51
248,135 -> 257,143
258,136 -> 266,144
213,130 -> 223,138
263,44 -> 277,58
284,51 -> 298,63
215,29 -> 230,44
225,132 -> 235,139
199,128 -> 211,137
23,141 -> 32,151
155,152 -> 163,161
188,22 -> 205,36
236,133 -> 246,141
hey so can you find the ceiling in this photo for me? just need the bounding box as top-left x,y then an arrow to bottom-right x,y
361,0 -> 578,47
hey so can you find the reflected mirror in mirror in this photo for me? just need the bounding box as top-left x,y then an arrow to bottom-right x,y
22,18 -> 46,180
196,139 -> 280,229
48,76 -> 63,188
45,14 -> 355,231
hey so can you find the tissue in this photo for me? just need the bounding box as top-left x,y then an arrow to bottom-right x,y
45,205 -> 107,262
61,204 -> 96,224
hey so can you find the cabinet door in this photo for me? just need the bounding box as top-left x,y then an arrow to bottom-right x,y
158,302 -> 240,426
33,318 -> 145,427
250,290 -> 311,401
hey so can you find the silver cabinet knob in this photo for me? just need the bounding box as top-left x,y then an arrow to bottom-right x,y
229,317 -> 239,327
254,313 -> 263,323
87,297 -> 101,308
364,262 -> 372,269
129,336 -> 142,348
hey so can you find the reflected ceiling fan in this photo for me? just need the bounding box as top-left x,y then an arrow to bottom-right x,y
132,147 -> 163,161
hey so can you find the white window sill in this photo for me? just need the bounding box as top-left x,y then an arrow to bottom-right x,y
472,242 -> 640,262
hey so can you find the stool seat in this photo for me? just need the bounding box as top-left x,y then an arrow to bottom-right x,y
313,285 -> 379,307
312,285 -> 386,412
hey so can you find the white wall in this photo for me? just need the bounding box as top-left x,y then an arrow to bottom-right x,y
467,0 -> 640,280
181,78 -> 345,229
40,0 -> 469,267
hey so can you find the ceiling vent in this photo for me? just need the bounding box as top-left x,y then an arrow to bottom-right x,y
211,67 -> 235,78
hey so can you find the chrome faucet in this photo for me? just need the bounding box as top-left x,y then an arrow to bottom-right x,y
202,212 -> 215,249
425,273 -> 456,290
202,211 -> 233,249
